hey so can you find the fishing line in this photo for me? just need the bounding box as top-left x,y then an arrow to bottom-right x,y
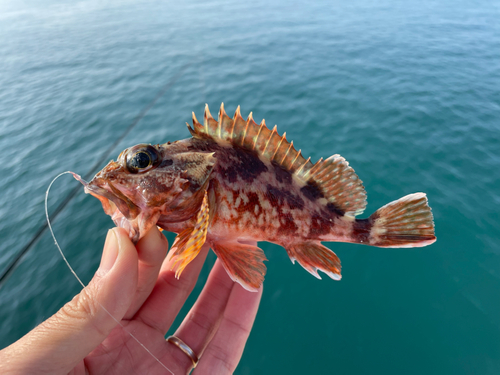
0,62 -> 192,286
46,172 -> 174,374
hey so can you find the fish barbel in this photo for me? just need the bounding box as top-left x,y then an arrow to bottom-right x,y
75,103 -> 436,291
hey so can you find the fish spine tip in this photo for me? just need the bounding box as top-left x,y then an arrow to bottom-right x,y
234,105 -> 241,118
192,111 -> 199,124
204,104 -> 213,119
219,102 -> 225,117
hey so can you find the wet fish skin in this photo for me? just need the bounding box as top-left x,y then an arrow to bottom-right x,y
78,104 -> 436,291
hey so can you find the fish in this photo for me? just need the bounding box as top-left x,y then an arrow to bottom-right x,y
74,103 -> 436,292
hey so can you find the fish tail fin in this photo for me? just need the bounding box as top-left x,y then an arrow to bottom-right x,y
354,193 -> 436,248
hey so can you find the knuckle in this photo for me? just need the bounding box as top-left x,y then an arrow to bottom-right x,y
62,288 -> 97,319
160,270 -> 196,295
224,315 -> 251,337
187,310 -> 214,333
56,284 -> 108,337
205,344 -> 235,374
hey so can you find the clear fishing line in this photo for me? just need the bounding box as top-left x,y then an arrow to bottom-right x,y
45,171 -> 174,374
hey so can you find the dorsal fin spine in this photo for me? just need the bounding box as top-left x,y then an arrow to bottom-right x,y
229,110 -> 239,139
230,118 -> 237,141
262,125 -> 277,155
190,112 -> 204,137
253,123 -> 264,151
295,156 -> 311,176
241,121 -> 250,147
280,141 -> 293,164
308,158 -> 325,178
307,158 -> 324,179
272,132 -> 286,160
218,103 -> 225,138
188,104 -> 367,216
302,158 -> 322,180
289,149 -> 302,170
204,104 -> 211,133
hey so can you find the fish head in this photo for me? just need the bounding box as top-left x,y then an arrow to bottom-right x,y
75,143 -> 215,242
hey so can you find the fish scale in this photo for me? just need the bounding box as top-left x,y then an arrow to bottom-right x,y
76,103 -> 436,292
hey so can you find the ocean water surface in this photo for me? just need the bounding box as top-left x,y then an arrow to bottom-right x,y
1,0 -> 499,374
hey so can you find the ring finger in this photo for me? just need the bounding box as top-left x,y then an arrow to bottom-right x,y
163,259 -> 239,373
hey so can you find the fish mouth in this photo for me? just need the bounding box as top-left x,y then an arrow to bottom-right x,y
72,173 -> 140,221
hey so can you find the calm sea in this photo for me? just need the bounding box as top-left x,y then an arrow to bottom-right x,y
1,0 -> 499,374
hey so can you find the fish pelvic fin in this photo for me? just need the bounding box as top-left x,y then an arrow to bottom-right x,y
167,191 -> 210,278
286,241 -> 341,280
353,193 -> 436,248
211,240 -> 267,292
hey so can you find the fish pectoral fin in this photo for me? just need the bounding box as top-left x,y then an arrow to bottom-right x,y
211,240 -> 267,292
286,241 -> 341,280
167,192 -> 209,279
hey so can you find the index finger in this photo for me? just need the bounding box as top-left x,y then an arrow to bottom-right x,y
133,243 -> 210,334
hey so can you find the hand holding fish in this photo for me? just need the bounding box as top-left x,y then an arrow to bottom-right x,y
0,226 -> 262,375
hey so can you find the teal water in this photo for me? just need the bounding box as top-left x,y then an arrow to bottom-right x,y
1,0 -> 499,373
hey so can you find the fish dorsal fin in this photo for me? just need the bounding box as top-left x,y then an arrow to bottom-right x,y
187,103 -> 367,216
297,155 -> 367,216
187,103 -> 311,172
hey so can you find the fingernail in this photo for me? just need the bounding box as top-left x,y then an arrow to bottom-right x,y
157,227 -> 168,245
99,229 -> 119,274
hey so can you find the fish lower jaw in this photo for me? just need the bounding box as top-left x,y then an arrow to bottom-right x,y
112,215 -> 140,243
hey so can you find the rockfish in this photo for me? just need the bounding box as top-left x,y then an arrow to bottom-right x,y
75,104 -> 436,291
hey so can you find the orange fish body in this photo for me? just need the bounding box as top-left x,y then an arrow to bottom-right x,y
77,104 -> 436,291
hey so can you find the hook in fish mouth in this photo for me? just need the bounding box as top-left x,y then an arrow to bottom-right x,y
71,172 -> 139,220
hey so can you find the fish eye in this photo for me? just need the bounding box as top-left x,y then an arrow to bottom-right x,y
125,145 -> 160,174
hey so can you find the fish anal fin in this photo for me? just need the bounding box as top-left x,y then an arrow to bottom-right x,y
286,241 -> 341,280
211,240 -> 267,292
167,192 -> 209,278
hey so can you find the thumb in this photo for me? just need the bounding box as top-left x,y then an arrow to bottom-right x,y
2,228 -> 139,374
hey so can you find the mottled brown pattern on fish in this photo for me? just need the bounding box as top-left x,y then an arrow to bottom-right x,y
79,103 -> 436,291
191,139 -> 350,245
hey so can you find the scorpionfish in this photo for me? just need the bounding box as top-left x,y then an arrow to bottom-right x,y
75,104 -> 436,291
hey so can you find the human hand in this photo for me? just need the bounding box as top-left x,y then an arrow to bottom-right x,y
0,227 -> 262,375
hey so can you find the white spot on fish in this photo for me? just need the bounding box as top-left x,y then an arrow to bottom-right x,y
260,198 -> 271,210
241,193 -> 249,204
257,214 -> 264,226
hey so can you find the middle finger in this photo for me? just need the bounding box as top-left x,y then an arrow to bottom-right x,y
133,242 -> 210,333
163,259 -> 238,371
